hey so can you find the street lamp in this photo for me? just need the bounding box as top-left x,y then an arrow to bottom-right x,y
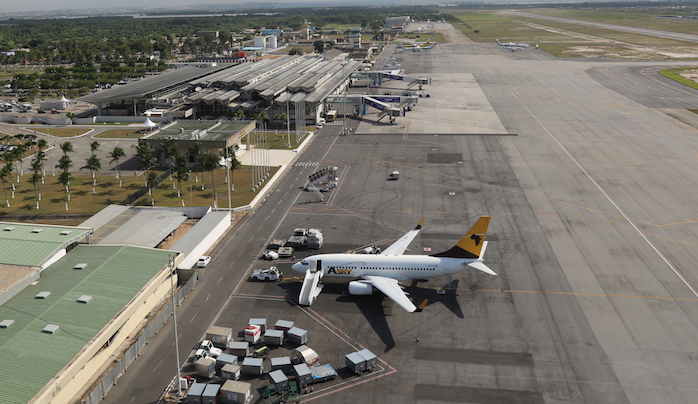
169,255 -> 182,397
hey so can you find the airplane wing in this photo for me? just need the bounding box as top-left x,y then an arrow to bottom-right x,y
380,217 -> 425,256
362,275 -> 417,312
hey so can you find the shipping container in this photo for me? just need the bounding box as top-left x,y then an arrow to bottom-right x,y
220,380 -> 252,404
264,329 -> 284,346
268,369 -> 289,393
287,327 -> 308,345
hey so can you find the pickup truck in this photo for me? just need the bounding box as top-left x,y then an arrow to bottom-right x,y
250,267 -> 282,281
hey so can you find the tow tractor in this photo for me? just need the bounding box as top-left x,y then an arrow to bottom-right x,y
251,267 -> 283,281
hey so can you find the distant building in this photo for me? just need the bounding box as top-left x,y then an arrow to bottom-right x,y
385,16 -> 410,31
198,30 -> 220,40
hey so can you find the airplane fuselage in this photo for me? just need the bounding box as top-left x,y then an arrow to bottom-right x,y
292,253 -> 474,282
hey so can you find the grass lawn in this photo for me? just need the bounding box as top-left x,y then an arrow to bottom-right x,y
23,126 -> 92,137
659,68 -> 698,91
93,128 -> 146,138
0,165 -> 280,216
133,166 -> 279,208
249,131 -> 306,149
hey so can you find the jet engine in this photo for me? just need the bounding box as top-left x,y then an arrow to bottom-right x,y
348,281 -> 373,295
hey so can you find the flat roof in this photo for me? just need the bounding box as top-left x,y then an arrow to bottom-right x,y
0,222 -> 92,267
148,122 -> 253,141
78,65 -> 229,105
0,244 -> 174,404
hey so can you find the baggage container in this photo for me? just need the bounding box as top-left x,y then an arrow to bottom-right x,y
264,329 -> 284,346
220,380 -> 252,404
202,384 -> 220,404
207,326 -> 233,348
345,352 -> 366,374
221,363 -> 241,381
270,356 -> 292,373
248,317 -> 267,332
268,369 -> 289,393
287,327 -> 308,345
216,353 -> 238,370
241,357 -> 264,375
228,341 -> 249,359
195,357 -> 216,379
244,325 -> 261,344
274,320 -> 294,334
291,345 -> 319,366
186,382 -> 206,404
293,363 -> 312,388
357,349 -> 377,371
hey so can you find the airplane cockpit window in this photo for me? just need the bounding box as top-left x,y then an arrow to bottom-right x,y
300,260 -> 309,266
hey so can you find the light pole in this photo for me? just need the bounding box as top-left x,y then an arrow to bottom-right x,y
169,255 -> 182,397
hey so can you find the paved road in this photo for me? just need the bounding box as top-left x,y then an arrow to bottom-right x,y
103,23 -> 698,404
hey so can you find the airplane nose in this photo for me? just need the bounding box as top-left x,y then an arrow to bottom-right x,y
291,262 -> 301,272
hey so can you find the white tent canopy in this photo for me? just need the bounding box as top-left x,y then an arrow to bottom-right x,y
141,117 -> 157,128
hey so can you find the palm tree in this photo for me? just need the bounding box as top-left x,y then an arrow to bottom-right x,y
56,155 -> 73,172
146,171 -> 159,206
173,155 -> 189,206
235,109 -> 245,120
28,173 -> 41,209
109,146 -> 126,187
30,158 -> 43,200
132,140 -> 156,185
81,155 -> 102,194
34,150 -> 47,180
188,142 -> 204,188
229,153 -> 242,191
60,141 -> 74,156
199,152 -> 220,208
89,141 -> 100,156
0,164 -> 11,207
37,139 -> 47,151
57,170 -> 72,210
161,138 -> 179,187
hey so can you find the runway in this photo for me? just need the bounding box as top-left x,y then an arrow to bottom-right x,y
104,24 -> 698,404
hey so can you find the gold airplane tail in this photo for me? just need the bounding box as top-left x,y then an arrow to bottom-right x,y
431,216 -> 490,259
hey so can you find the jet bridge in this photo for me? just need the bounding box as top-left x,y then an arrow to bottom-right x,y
324,94 -> 418,124
351,71 -> 432,89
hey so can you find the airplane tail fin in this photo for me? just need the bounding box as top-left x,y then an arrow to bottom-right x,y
495,39 -> 500,45
431,216 -> 490,259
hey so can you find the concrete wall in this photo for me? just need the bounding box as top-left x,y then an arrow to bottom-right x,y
0,269 -> 40,307
32,252 -> 184,404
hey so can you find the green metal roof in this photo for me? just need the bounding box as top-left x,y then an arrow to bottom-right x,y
0,222 -> 92,267
0,245 -> 174,404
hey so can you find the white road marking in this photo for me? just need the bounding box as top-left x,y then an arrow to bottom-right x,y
190,312 -> 198,323
205,294 -> 210,302
153,359 -> 163,372
217,276 -> 224,284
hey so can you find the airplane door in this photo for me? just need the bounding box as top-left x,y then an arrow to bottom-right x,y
444,262 -> 449,275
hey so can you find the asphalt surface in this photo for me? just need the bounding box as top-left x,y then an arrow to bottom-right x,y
103,22 -> 698,404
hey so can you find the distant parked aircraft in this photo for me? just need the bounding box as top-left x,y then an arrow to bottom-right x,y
495,39 -> 529,48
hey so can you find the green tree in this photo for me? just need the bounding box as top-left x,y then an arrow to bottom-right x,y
56,155 -> 73,172
109,146 -> 126,187
0,164 -> 11,207
57,170 -> 72,211
29,173 -> 41,209
132,139 -> 157,185
89,141 -> 100,156
314,40 -> 325,53
146,171 -> 159,206
161,137 -> 179,187
199,152 -> 220,208
60,141 -> 74,156
173,155 -> 189,206
235,109 -> 245,120
81,155 -> 102,194
188,142 -> 205,188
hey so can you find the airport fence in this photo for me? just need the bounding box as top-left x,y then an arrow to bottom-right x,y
82,272 -> 197,404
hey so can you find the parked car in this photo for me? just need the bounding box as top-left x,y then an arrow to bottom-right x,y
197,256 -> 211,267
37,109 -> 46,113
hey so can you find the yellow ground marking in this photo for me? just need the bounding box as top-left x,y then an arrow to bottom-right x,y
428,211 -> 447,214
502,212 -> 519,215
394,208 -> 412,214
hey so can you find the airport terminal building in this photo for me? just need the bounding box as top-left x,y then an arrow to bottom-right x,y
78,54 -> 363,127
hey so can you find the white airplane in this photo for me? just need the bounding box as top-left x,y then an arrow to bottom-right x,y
495,39 -> 529,48
291,216 -> 496,312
